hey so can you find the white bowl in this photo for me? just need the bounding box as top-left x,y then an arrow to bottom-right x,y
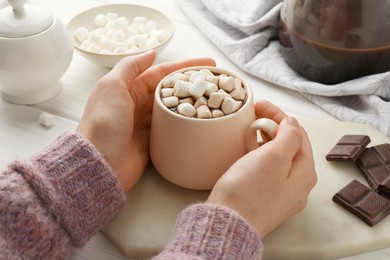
67,4 -> 175,68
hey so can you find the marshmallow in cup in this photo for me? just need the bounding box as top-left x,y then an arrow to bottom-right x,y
150,66 -> 278,190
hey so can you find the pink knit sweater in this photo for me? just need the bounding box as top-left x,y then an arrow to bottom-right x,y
0,132 -> 262,259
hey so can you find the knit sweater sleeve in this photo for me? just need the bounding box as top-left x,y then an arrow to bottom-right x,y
0,131 -> 125,260
154,203 -> 263,259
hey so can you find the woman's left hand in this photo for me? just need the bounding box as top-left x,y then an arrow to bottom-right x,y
77,50 -> 216,191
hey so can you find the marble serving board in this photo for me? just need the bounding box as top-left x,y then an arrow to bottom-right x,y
101,118 -> 390,260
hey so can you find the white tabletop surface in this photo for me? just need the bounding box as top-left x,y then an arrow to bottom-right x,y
0,0 -> 389,259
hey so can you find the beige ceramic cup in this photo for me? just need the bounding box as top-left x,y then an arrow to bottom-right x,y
150,66 -> 278,190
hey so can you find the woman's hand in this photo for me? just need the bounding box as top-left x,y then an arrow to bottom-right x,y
77,50 -> 216,191
207,100 -> 317,237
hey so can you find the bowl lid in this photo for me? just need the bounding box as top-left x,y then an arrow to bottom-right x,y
0,0 -> 53,38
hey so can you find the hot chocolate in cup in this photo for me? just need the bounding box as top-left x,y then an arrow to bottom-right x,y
150,66 -> 278,190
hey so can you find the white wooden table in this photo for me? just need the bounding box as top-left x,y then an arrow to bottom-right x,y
0,0 -> 389,259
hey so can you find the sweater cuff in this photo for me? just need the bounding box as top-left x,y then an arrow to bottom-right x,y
12,131 -> 125,247
160,203 -> 263,259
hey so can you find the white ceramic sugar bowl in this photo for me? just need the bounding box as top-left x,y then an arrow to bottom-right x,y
0,0 -> 73,104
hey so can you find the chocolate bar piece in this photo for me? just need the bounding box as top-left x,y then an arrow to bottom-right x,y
356,143 -> 390,198
326,135 -> 371,162
333,179 -> 390,226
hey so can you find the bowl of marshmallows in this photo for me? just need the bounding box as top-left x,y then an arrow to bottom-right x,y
67,4 -> 175,68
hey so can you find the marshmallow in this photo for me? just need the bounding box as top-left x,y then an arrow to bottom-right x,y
80,40 -> 91,50
127,27 -> 138,38
162,77 -> 175,88
136,24 -> 147,34
113,46 -> 127,54
199,69 -> 214,76
219,76 -> 236,92
189,71 -> 207,82
234,78 -> 243,89
101,37 -> 116,51
204,82 -> 218,97
104,28 -> 116,38
179,97 -> 195,105
230,84 -> 247,101
105,20 -> 115,30
86,43 -> 101,53
162,73 -> 188,88
162,96 -> 179,108
217,89 -> 229,95
144,37 -> 160,49
206,75 -> 219,85
161,88 -> 174,97
131,34 -> 148,47
74,26 -> 89,43
154,30 -> 167,42
115,42 -> 128,49
197,105 -> 212,119
38,112 -> 55,128
94,27 -> 108,35
173,80 -> 192,98
221,98 -> 242,115
208,92 -> 228,109
146,21 -> 158,32
94,14 -> 106,27
190,79 -> 208,98
194,96 -> 208,108
127,45 -> 140,53
87,32 -> 102,44
184,70 -> 197,76
112,30 -> 126,42
177,103 -> 197,117
114,16 -> 130,30
212,109 -> 224,118
106,12 -> 118,21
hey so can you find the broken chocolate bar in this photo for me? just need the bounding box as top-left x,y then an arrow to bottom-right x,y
326,135 -> 371,162
356,143 -> 390,198
333,179 -> 390,226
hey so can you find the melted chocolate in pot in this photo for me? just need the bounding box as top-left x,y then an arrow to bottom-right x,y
279,0 -> 390,84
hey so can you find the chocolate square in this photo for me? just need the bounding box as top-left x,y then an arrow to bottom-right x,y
357,144 -> 390,198
326,135 -> 371,162
333,180 -> 390,226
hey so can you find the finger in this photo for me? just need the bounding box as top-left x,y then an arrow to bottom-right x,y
255,100 -> 288,124
270,117 -> 303,162
299,127 -> 314,162
289,126 -> 317,181
291,125 -> 314,167
137,57 -> 216,92
103,50 -> 157,85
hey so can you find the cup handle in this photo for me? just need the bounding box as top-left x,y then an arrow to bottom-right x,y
246,118 -> 279,151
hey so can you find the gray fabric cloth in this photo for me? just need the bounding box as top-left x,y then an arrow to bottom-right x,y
179,0 -> 390,137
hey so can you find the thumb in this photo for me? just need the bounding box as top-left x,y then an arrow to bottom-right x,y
104,50 -> 157,86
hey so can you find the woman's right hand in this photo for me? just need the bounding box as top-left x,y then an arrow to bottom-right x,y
207,100 -> 317,237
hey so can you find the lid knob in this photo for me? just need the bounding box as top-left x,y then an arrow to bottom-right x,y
9,0 -> 26,16
0,0 -> 53,38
